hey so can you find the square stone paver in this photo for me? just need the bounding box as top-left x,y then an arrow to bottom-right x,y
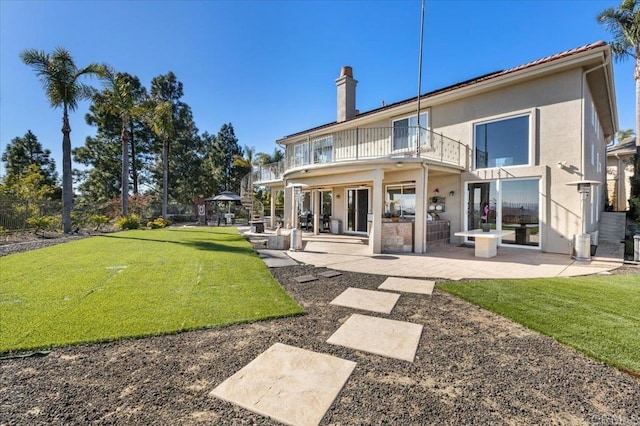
378,277 -> 435,295
256,250 -> 299,268
327,314 -> 423,362
329,288 -> 400,314
210,343 -> 356,426
295,275 -> 318,283
318,270 -> 342,278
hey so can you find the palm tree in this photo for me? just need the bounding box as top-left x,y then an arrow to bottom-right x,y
99,65 -> 143,216
256,147 -> 284,165
598,0 -> 640,200
147,101 -> 174,219
21,47 -> 102,233
233,145 -> 256,170
617,128 -> 636,142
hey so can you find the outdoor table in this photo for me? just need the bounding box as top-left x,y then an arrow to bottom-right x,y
454,229 -> 515,258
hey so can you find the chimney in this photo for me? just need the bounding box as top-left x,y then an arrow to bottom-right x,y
336,66 -> 358,122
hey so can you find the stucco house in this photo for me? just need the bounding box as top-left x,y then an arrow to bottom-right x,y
252,41 -> 618,255
606,137 -> 636,212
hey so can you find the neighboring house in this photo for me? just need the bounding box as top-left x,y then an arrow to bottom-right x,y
253,41 -> 617,255
606,137 -> 636,211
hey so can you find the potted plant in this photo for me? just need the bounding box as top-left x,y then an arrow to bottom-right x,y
385,199 -> 401,222
480,204 -> 491,232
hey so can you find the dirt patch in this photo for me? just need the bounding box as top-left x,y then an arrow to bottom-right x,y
1,262 -> 639,424
1,236 -> 639,424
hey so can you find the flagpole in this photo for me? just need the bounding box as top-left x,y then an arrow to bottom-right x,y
416,0 -> 425,157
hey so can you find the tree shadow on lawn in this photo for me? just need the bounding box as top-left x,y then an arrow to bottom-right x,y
96,234 -> 255,255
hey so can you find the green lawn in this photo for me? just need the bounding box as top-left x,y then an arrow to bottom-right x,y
0,227 -> 303,353
439,275 -> 640,375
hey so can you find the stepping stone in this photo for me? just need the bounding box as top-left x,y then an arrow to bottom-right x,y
330,288 -> 400,314
256,250 -> 299,268
327,314 -> 423,362
210,343 -> 356,426
295,275 -> 318,283
318,270 -> 342,278
378,277 -> 435,295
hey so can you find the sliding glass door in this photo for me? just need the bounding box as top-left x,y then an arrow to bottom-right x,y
465,179 -> 540,248
346,188 -> 369,233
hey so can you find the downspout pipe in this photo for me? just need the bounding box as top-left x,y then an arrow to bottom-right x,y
581,52 -> 611,180
579,52 -> 611,236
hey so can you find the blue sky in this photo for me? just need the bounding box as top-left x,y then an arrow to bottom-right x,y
0,0 -> 635,178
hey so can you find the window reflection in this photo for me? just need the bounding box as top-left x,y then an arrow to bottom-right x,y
501,179 -> 539,247
475,115 -> 529,169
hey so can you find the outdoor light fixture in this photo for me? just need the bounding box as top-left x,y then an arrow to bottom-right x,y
556,161 -> 568,169
396,162 -> 404,168
449,190 -> 455,197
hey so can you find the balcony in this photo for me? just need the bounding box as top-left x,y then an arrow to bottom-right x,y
252,161 -> 285,185
252,127 -> 466,185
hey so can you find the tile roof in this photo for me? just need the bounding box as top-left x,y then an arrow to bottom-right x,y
280,41 -> 608,141
607,137 -> 637,154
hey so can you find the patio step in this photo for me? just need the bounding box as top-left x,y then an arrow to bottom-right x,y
599,212 -> 626,242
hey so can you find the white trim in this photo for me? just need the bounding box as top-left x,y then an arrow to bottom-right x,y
345,187 -> 370,234
463,177 -> 542,250
471,110 -> 535,171
391,110 -> 430,152
318,188 -> 334,217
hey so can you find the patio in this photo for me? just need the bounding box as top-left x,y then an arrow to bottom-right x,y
241,227 -> 624,279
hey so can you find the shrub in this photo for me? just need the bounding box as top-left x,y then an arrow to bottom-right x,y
90,214 -> 110,231
628,196 -> 640,222
27,215 -> 58,236
147,217 -> 170,229
116,214 -> 140,230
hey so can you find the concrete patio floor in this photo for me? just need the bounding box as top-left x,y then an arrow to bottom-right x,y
241,227 -> 624,280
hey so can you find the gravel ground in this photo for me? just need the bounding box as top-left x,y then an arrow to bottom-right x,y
1,236 -> 639,425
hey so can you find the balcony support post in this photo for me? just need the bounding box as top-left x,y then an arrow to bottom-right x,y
270,187 -> 276,229
414,162 -> 429,253
370,168 -> 384,254
313,189 -> 320,235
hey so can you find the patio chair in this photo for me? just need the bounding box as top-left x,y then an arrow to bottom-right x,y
322,214 -> 331,232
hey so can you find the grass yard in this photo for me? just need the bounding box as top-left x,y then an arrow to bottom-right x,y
439,275 -> 640,375
0,227 -> 303,353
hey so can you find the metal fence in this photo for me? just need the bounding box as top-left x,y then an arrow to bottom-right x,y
0,198 -> 62,232
0,196 -> 197,233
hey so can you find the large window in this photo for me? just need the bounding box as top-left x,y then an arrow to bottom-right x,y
393,112 -> 429,151
294,143 -> 309,168
474,115 -> 529,169
313,136 -> 333,164
385,184 -> 416,217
